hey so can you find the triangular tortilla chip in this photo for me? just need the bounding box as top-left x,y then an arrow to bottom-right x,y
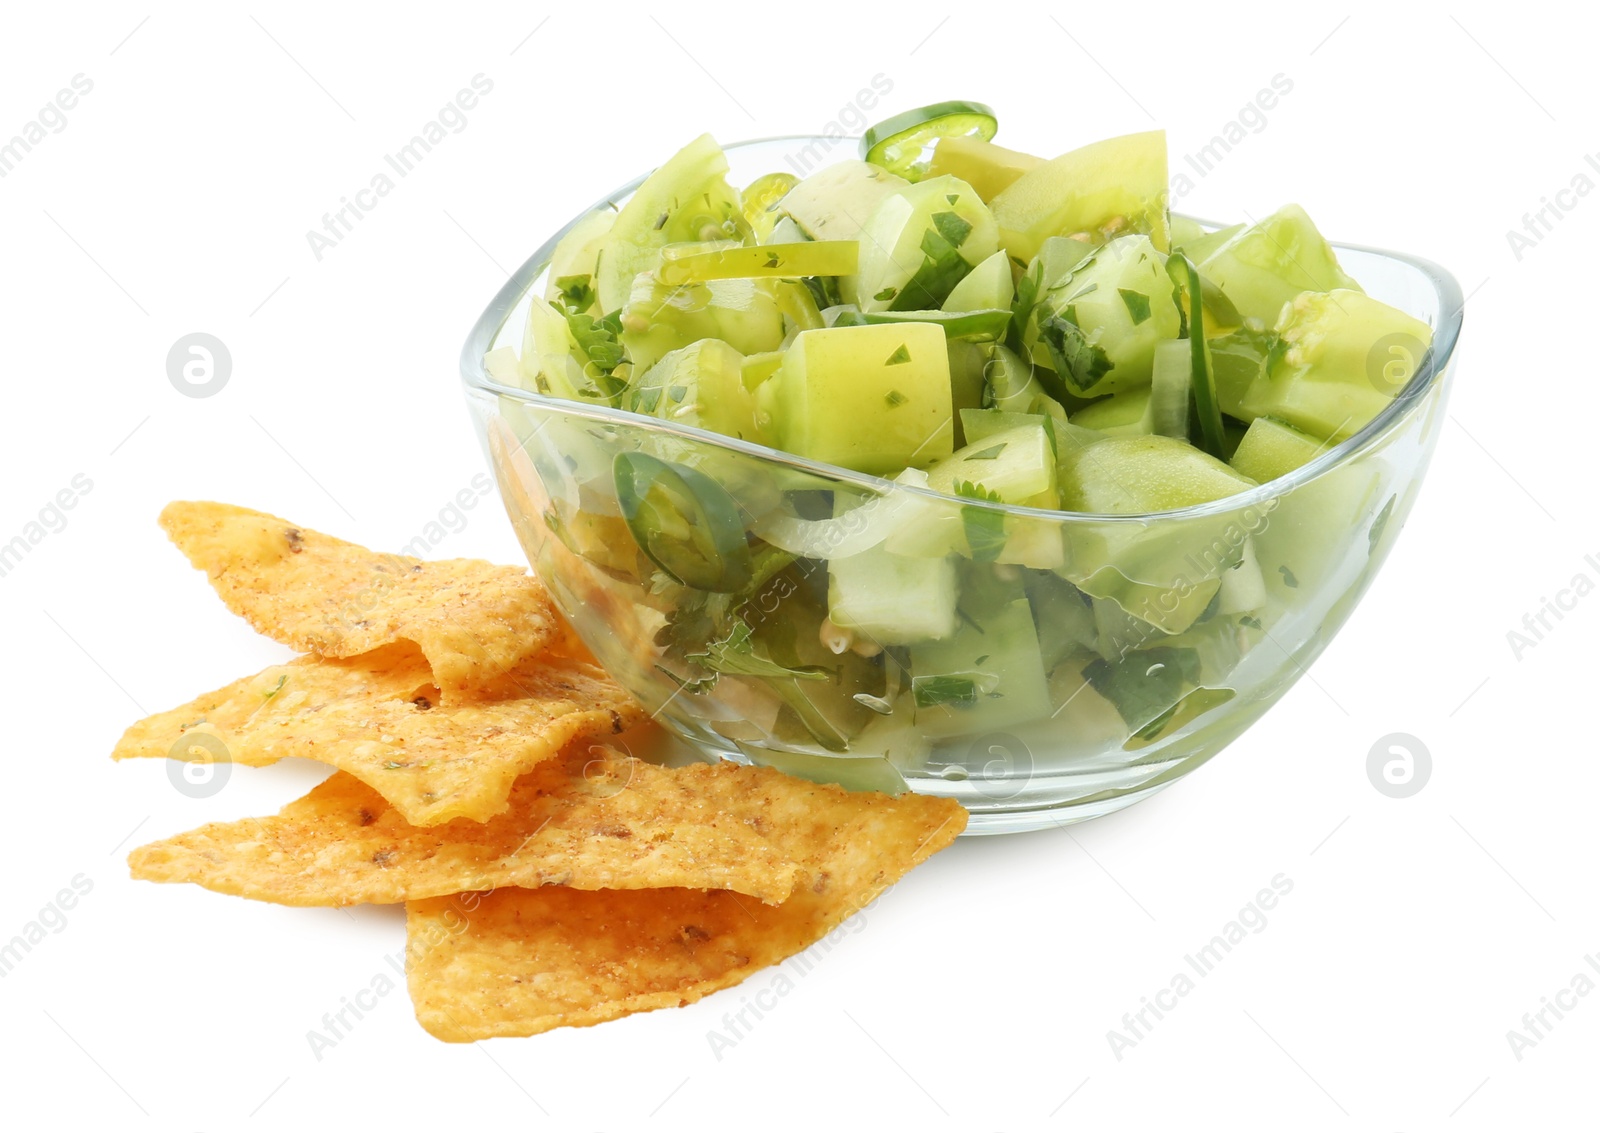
128,751 -> 809,906
160,501 -> 562,700
404,785 -> 965,1040
111,645 -> 643,825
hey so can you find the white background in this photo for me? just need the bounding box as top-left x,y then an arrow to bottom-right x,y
0,2 -> 1592,1129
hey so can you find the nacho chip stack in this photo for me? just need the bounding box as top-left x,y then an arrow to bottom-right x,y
114,503 -> 966,1040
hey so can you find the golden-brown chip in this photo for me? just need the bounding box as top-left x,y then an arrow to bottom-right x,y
405,783 -> 965,1041
111,645 -> 643,825
128,752 -> 806,906
159,501 -> 562,700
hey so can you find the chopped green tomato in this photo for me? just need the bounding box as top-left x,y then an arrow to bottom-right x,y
1209,326 -> 1284,418
483,346 -> 520,385
860,100 -> 999,181
1059,433 -> 1256,514
740,349 -> 786,391
764,215 -> 810,246
910,597 -> 1051,736
991,130 -> 1170,264
1166,214 -> 1208,248
543,208 -> 617,313
927,422 -> 1057,504
1196,204 -> 1362,325
657,241 -> 859,286
828,543 -> 959,645
771,323 -> 953,475
1172,220 -> 1242,264
1214,538 -> 1267,614
596,133 -> 744,313
927,134 -> 1044,201
1149,339 -> 1192,440
518,294 -> 618,402
1071,389 -> 1154,436
948,341 -> 988,446
779,160 -> 909,243
1024,234 -> 1182,397
741,171 -> 799,241
942,249 -> 1015,312
982,343 -> 1069,420
1240,289 -> 1433,441
1230,416 -> 1327,483
626,339 -> 769,443
849,175 -> 999,312
620,273 -> 784,376
614,451 -> 753,593
959,407 -> 1052,444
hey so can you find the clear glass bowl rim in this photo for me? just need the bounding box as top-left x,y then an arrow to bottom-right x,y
460,133 -> 1464,524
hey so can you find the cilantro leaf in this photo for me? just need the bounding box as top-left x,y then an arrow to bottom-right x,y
953,480 -> 1007,563
885,344 -> 912,366
1118,288 -> 1152,325
1037,311 -> 1113,394
688,618 -> 829,683
890,219 -> 976,311
931,210 -> 973,247
1083,647 -> 1201,731
912,674 -> 978,709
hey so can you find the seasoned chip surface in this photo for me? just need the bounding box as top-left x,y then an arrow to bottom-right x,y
112,645 -> 643,825
160,501 -> 562,700
129,752 -> 806,906
405,785 -> 965,1041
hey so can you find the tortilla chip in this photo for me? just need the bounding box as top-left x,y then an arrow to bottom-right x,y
111,645 -> 643,825
128,752 -> 807,906
159,501 -> 562,700
405,784 -> 965,1041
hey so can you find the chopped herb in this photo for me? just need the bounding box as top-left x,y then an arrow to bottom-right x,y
945,193 -> 960,205
1083,647 -> 1202,730
552,274 -> 597,311
873,286 -> 899,302
1278,565 -> 1299,588
885,389 -> 908,407
885,344 -> 912,366
891,216 -> 977,310
180,717 -> 207,730
1118,288 -> 1152,325
974,654 -> 990,666
953,480 -> 1007,563
1037,311 -> 1114,393
382,760 -> 408,770
1239,615 -> 1263,630
932,211 -> 973,247
687,618 -> 830,683
964,443 -> 1008,462
764,251 -> 781,268
632,385 -> 663,414
912,674 -> 978,709
667,384 -> 687,403
262,674 -> 287,700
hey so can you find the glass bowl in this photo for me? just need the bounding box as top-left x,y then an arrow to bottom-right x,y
460,135 -> 1462,834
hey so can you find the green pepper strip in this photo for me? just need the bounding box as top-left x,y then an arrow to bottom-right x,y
1167,253 -> 1228,460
